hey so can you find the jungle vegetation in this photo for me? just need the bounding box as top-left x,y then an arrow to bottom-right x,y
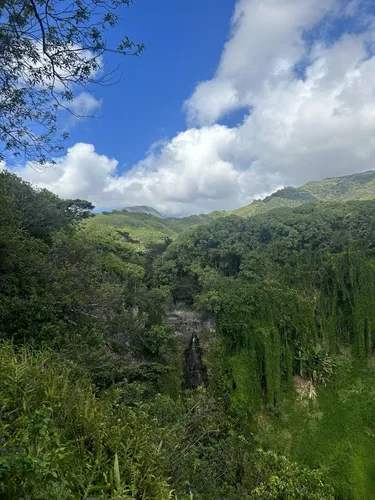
1,170 -> 375,498
2,1 -> 374,497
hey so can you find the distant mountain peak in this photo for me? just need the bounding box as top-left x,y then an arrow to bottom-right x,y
231,169 -> 375,217
93,169 -> 375,244
122,206 -> 163,218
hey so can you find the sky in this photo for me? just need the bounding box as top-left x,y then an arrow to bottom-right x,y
14,0 -> 375,216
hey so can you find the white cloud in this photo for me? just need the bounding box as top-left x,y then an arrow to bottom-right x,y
14,0 -> 375,215
15,129 -> 281,215
185,0 -> 336,126
17,143 -> 118,201
67,92 -> 102,117
61,92 -> 103,128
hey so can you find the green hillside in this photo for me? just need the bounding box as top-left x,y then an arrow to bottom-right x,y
90,171 -> 375,246
231,170 -> 375,217
87,208 -> 224,246
4,171 -> 375,498
156,199 -> 375,498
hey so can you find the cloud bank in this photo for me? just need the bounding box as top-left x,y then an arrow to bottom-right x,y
15,0 -> 375,215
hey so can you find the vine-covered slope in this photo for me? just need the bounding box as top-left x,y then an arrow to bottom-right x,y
155,200 -> 375,497
2,170 -> 375,498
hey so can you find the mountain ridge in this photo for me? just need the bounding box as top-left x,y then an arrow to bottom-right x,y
122,205 -> 164,218
89,169 -> 375,244
230,169 -> 375,217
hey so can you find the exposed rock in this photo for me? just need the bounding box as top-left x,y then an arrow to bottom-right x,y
182,332 -> 208,389
166,308 -> 214,343
166,307 -> 214,389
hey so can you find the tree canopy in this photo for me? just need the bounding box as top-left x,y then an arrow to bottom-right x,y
0,172 -> 340,498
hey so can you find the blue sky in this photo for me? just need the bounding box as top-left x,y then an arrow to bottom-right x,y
68,0 -> 236,168
17,0 -> 375,215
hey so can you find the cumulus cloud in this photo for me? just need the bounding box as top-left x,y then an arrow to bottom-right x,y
185,0 -> 336,126
18,143 -> 118,201
14,0 -> 375,215
16,129 -> 282,215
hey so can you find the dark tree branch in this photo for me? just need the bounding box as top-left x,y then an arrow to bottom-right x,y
0,0 -> 144,164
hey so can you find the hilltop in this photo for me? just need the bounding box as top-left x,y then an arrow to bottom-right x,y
122,205 -> 164,218
87,170 -> 375,245
231,170 -> 375,217
87,207 -> 225,245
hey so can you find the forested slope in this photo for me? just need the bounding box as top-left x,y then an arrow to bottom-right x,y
156,200 -> 375,497
88,208 -> 224,245
89,170 -> 375,248
231,170 -> 375,217
0,172 -> 334,499
2,171 -> 375,498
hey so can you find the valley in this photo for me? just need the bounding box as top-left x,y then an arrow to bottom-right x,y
2,170 -> 375,498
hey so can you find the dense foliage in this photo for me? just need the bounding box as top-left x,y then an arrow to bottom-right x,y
3,171 -> 375,498
155,200 -> 375,498
158,201 -> 375,391
0,171 -> 172,387
0,172 -> 335,499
